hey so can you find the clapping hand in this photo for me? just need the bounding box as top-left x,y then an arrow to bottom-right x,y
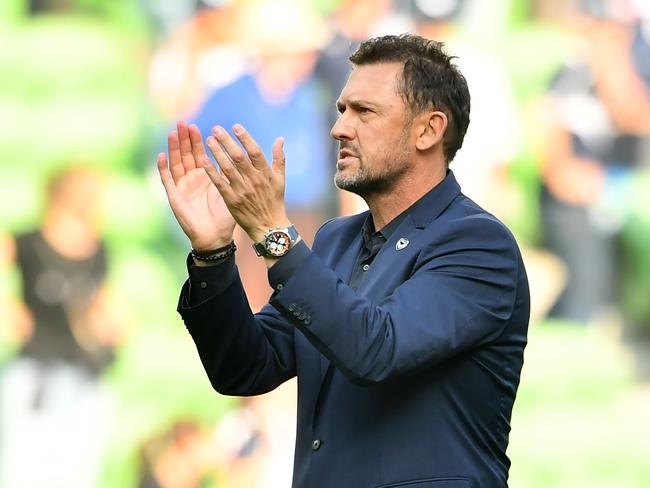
157,121 -> 236,251
201,124 -> 290,244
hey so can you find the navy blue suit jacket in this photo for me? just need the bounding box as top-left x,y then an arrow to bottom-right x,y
178,172 -> 530,487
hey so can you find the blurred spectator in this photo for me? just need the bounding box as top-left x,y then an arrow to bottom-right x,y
191,0 -> 333,311
208,385 -> 296,488
0,165 -> 128,488
536,0 -> 650,325
407,0 -> 568,321
410,0 -> 523,214
147,1 -> 245,121
316,0 -> 394,105
136,389 -> 299,488
28,0 -> 74,14
139,420 -> 220,488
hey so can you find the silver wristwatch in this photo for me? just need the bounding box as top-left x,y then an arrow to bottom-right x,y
252,225 -> 299,257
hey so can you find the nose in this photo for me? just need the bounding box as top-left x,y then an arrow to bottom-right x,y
330,114 -> 353,141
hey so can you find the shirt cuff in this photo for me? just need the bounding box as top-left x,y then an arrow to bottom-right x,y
186,253 -> 237,305
268,240 -> 310,293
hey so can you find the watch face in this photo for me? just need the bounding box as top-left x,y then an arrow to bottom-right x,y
265,230 -> 292,257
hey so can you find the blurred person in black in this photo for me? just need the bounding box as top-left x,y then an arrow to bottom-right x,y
0,165 -> 127,488
536,0 -> 650,325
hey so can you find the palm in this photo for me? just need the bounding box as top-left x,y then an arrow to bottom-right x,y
158,122 -> 235,250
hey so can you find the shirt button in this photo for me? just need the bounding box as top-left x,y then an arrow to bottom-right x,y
200,281 -> 208,288
276,283 -> 284,291
362,264 -> 370,271
311,439 -> 321,451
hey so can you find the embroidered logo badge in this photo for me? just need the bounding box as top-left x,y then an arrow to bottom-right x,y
395,237 -> 409,251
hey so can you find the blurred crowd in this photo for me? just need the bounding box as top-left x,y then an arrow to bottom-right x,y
0,0 -> 649,487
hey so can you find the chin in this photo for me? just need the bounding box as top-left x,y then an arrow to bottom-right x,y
335,176 -> 367,196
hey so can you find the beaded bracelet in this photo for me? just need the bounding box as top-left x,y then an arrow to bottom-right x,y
191,241 -> 237,262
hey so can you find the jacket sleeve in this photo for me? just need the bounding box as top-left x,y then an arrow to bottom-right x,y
270,214 -> 525,385
177,259 -> 297,397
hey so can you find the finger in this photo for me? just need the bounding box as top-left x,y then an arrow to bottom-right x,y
206,134 -> 245,188
201,157 -> 236,202
212,125 -> 254,175
168,131 -> 185,182
156,152 -> 175,195
177,120 -> 197,172
271,137 -> 286,176
189,124 -> 208,163
233,124 -> 268,172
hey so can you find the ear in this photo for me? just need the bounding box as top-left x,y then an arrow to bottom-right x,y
414,111 -> 448,151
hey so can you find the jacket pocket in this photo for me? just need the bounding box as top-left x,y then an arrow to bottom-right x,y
376,477 -> 470,488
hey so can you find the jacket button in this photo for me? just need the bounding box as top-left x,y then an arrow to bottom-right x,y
311,439 -> 321,451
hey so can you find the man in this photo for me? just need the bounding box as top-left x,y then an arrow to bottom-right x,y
157,34 -> 530,487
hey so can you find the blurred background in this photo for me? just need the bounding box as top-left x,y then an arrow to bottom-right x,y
0,0 -> 649,486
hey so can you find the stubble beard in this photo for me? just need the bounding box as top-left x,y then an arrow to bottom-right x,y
334,135 -> 411,199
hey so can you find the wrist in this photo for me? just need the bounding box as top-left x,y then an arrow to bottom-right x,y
191,241 -> 237,264
190,237 -> 234,253
249,217 -> 292,244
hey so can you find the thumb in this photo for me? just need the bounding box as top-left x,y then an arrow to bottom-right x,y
271,137 -> 285,175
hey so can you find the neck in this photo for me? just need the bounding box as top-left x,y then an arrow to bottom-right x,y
365,164 -> 447,230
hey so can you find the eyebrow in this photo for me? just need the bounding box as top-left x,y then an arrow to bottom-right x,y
336,98 -> 381,112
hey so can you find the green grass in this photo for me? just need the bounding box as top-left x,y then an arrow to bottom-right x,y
508,322 -> 650,487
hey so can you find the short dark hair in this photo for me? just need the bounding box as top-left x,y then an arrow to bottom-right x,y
349,34 -> 470,163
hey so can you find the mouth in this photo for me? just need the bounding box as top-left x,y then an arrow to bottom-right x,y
339,149 -> 358,159
337,149 -> 359,168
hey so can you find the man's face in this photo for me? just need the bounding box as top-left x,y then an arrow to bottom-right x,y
331,62 -> 414,197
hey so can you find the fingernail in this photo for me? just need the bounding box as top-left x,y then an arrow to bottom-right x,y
213,126 -> 225,136
206,136 -> 216,146
233,124 -> 244,135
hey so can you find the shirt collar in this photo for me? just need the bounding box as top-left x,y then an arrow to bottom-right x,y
360,170 -> 461,246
